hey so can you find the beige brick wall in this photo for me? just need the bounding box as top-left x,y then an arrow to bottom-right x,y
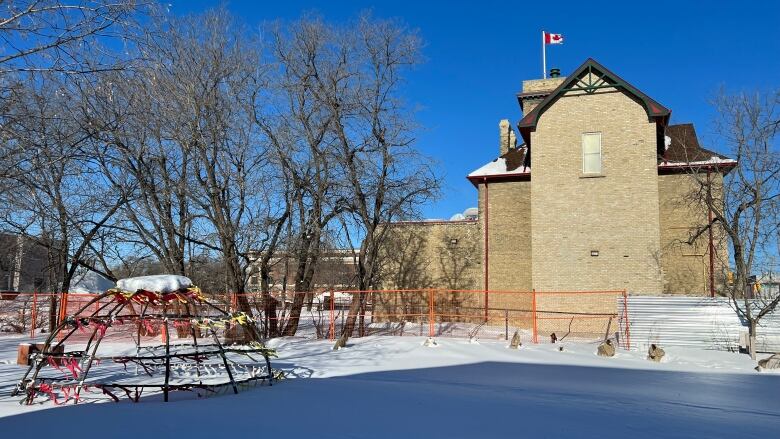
658,173 -> 729,294
479,180 -> 532,293
477,180 -> 533,324
529,87 -> 663,294
523,77 -> 566,94
376,221 -> 483,322
377,222 -> 482,291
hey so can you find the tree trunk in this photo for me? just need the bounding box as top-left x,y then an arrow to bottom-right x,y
341,249 -> 370,338
281,231 -> 322,336
748,320 -> 757,360
48,296 -> 58,333
260,266 -> 278,338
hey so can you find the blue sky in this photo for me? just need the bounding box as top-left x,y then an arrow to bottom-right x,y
173,0 -> 780,219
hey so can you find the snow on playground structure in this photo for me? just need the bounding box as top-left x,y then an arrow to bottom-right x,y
13,275 -> 275,405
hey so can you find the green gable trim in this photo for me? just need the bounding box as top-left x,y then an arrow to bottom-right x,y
517,58 -> 671,144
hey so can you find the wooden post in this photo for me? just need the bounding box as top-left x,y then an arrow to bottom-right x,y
329,290 -> 335,341
603,315 -> 613,343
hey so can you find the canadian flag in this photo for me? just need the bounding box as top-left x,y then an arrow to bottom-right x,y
544,32 -> 564,45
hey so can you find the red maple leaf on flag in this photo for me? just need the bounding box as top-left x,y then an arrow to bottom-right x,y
544,32 -> 564,45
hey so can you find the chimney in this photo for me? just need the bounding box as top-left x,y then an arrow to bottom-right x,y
499,119 -> 516,156
518,72 -> 567,116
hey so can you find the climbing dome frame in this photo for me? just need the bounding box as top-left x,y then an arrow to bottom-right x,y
14,285 -> 275,404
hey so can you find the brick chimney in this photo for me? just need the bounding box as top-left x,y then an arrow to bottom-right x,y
518,74 -> 566,116
499,119 -> 517,156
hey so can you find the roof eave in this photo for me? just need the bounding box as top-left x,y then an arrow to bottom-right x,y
657,161 -> 738,175
466,172 -> 531,187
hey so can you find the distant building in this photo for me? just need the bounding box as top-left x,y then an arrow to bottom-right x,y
246,249 -> 359,296
379,58 -> 735,296
0,233 -> 62,292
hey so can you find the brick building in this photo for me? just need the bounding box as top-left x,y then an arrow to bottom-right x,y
379,58 -> 735,296
0,233 -> 62,292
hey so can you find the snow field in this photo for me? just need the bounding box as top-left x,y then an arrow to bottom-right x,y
0,334 -> 777,438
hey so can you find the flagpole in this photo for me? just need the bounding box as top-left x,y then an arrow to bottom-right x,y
542,31 -> 546,79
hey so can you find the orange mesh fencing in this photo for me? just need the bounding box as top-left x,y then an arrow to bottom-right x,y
1,290 -> 630,349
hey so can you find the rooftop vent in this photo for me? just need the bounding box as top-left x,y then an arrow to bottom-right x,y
549,68 -> 561,78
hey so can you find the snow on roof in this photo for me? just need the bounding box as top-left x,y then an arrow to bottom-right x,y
70,271 -> 115,294
116,275 -> 193,293
468,157 -> 530,177
659,156 -> 738,167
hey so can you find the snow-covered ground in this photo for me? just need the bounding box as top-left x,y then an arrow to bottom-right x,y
0,334 -> 778,438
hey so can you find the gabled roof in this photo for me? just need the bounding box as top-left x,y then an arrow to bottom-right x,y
517,58 -> 671,144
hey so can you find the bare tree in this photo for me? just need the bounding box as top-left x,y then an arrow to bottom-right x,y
322,15 -> 440,338
0,75 -> 127,329
684,88 -> 780,358
0,0 -> 145,75
80,21 -> 195,277
122,10 -> 271,322
259,17 -> 351,336
0,1 -> 149,187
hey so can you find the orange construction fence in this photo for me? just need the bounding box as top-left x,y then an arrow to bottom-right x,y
0,289 -> 631,349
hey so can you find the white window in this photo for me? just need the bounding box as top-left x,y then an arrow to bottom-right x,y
582,132 -> 602,174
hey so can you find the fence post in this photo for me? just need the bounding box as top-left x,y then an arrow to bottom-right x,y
230,292 -> 238,313
428,289 -> 435,338
622,290 -> 631,350
329,289 -> 335,341
504,309 -> 509,340
532,289 -> 538,344
58,291 -> 69,327
484,289 -> 489,323
30,291 -> 38,339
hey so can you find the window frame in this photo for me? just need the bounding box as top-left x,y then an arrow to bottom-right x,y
581,132 -> 603,175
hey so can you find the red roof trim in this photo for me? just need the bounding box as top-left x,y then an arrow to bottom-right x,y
466,172 -> 531,187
